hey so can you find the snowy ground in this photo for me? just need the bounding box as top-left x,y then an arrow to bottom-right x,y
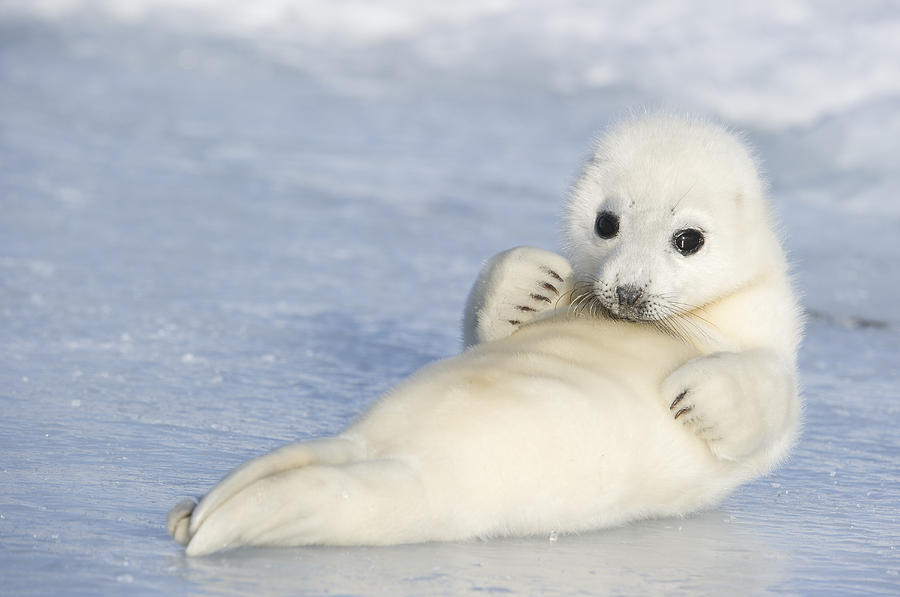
1,2 -> 899,595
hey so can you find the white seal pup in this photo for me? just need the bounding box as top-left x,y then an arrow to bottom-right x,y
168,113 -> 802,556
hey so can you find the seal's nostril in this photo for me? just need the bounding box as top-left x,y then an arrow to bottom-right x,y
616,285 -> 643,307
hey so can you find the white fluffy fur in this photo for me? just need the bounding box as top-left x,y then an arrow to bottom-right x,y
168,113 -> 802,556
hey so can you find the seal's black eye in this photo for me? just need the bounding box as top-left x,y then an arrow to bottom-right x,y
594,211 -> 619,239
673,229 -> 705,256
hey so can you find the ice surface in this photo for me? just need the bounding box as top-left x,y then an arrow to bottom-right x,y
1,2 -> 898,595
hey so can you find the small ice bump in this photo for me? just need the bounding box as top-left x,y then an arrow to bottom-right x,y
116,574 -> 134,584
181,353 -> 207,365
71,399 -> 81,408
28,260 -> 55,277
260,354 -> 276,363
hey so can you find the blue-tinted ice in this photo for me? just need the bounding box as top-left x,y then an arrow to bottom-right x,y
1,4 -> 898,595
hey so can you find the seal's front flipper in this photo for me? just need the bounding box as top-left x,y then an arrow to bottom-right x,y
462,246 -> 574,348
661,349 -> 798,461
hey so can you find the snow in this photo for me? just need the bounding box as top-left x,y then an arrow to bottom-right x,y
1,1 -> 898,594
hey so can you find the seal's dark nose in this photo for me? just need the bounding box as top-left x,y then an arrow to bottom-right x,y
616,285 -> 643,307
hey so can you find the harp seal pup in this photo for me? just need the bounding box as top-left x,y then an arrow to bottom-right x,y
167,113 -> 803,556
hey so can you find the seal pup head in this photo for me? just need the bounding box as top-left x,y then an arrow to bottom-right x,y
563,113 -> 779,337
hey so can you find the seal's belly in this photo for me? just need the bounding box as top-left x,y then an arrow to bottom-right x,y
348,316 -> 724,530
356,315 -> 702,460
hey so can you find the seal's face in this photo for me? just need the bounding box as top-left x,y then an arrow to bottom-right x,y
563,114 -> 772,331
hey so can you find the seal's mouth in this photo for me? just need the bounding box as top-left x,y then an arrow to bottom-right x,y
570,288 -> 719,347
569,288 -> 656,323
606,303 -> 658,323
568,280 -> 666,323
570,280 -> 703,331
